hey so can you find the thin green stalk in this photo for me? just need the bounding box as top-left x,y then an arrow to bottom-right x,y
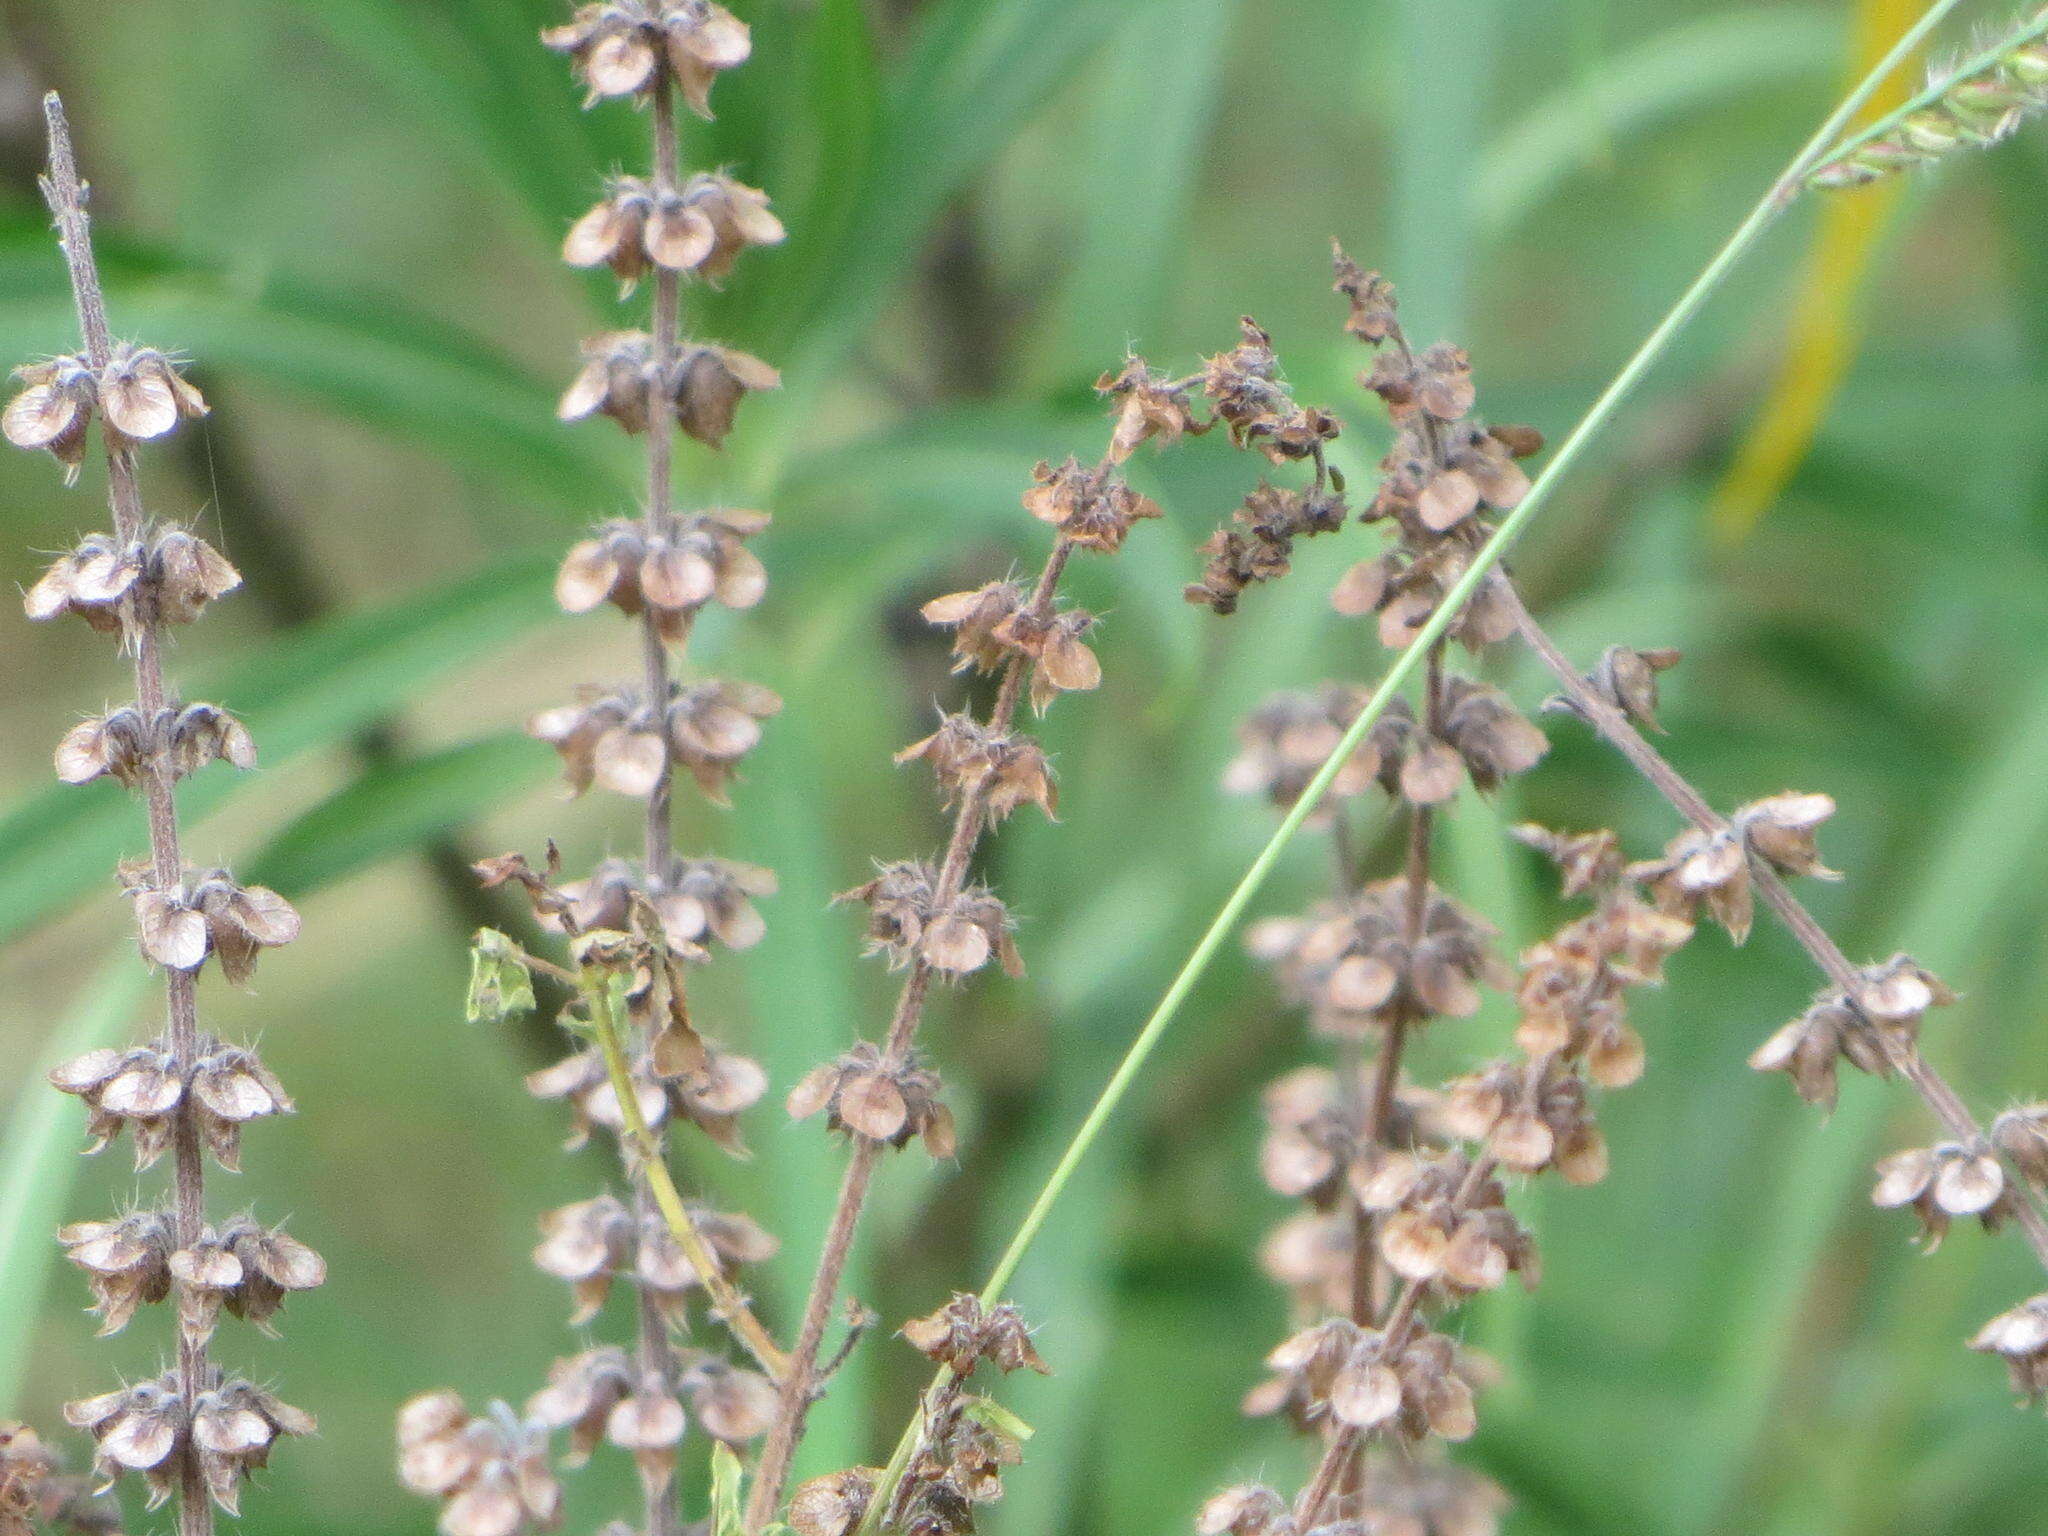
844,3 -> 1966,1529
1814,6 -> 2048,172
583,965 -> 791,1383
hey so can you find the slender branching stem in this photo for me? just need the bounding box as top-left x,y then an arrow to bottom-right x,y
746,531 -> 1081,1532
42,92 -> 215,1536
1502,583 -> 2048,1268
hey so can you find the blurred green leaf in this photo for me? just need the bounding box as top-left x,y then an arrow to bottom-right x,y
1475,9 -> 1837,234
247,734 -> 552,896
0,959 -> 148,1415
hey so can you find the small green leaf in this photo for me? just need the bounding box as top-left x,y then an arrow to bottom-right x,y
466,929 -> 537,1025
710,1441 -> 746,1536
960,1395 -> 1034,1443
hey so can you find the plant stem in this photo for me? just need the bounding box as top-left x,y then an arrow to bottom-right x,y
846,5 -> 1972,1525
1503,584 -> 2048,1268
42,92 -> 214,1536
636,76 -> 690,1536
745,535 -> 1080,1532
586,967 -> 791,1380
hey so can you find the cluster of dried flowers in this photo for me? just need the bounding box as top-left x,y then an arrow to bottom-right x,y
1184,246 -> 2048,1530
400,8 -> 783,1536
1185,258 -> 1723,1530
14,98 -> 317,1536
0,1425 -> 119,1536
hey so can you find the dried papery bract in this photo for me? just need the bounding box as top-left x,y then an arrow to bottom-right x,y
17,96 -> 316,1536
745,371 -> 1189,1533
1186,260 -> 1701,1526
401,9 -> 786,1536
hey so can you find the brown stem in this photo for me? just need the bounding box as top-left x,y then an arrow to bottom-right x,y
1295,1148 -> 1499,1528
745,533 -> 1081,1531
42,92 -> 214,1536
631,75 -> 689,1536
1501,581 -> 2048,1270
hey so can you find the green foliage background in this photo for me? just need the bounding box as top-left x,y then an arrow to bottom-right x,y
1,2 -> 2045,1533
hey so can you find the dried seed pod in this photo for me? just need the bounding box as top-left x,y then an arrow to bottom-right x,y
1969,1293 -> 2048,1402
168,1216 -> 326,1342
677,1355 -> 777,1443
67,1375 -> 311,1516
1021,457 -> 1162,553
1333,247 -> 1399,345
558,330 -> 779,447
1247,878 -> 1510,1038
786,1043 -> 956,1157
1992,1104 -> 2048,1188
1221,686 -> 1400,813
55,703 -> 255,789
564,172 -> 782,293
1434,677 -> 1548,793
5,346 -> 207,481
894,715 -> 1057,827
899,1295 -> 1049,1377
25,527 -> 240,637
1184,481 -> 1347,615
542,0 -> 751,116
1198,1484 -> 1296,1536
396,1391 -> 561,1536
0,1421 -> 120,1536
59,1210 -> 174,1336
526,1347 -> 634,1465
526,1039 -> 765,1157
1094,355 -> 1204,463
49,1036 -> 292,1172
920,580 -> 1027,675
838,861 -> 1024,980
555,509 -> 769,631
1544,644 -> 1683,733
1872,1141 -> 2014,1249
788,1468 -> 879,1536
1201,318 -> 1340,463
120,866 -> 300,983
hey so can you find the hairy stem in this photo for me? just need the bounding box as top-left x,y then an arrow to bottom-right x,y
1502,583 -> 2048,1267
42,92 -> 213,1536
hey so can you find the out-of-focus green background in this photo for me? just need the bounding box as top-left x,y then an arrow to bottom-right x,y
2,1 -> 2046,1532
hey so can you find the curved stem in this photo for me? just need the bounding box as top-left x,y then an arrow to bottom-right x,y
586,968 -> 791,1380
1503,584 -> 2048,1269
